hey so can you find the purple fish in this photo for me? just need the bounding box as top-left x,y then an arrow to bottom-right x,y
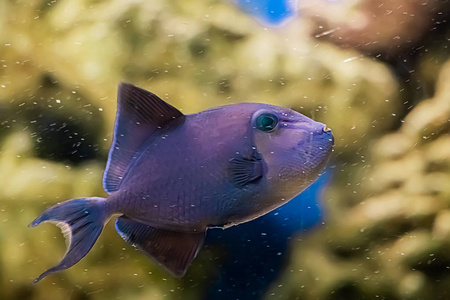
30,83 -> 333,282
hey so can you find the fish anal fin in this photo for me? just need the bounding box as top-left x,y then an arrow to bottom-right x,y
115,216 -> 205,278
103,83 -> 185,193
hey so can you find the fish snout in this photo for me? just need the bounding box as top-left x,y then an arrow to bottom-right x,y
311,122 -> 333,138
301,121 -> 334,149
319,123 -> 334,146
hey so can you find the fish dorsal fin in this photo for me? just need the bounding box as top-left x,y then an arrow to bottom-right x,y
115,216 -> 205,278
103,83 -> 184,193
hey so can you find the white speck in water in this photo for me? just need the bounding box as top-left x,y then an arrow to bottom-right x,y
343,57 -> 358,63
315,28 -> 338,38
56,99 -> 61,103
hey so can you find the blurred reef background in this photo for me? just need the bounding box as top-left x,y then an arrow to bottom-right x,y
0,0 -> 449,299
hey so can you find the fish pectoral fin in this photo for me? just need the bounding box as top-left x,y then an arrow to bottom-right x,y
115,216 -> 205,278
229,150 -> 264,188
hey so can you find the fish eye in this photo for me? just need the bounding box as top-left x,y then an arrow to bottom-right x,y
255,113 -> 278,132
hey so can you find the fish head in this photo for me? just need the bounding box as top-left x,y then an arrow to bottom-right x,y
251,105 -> 334,196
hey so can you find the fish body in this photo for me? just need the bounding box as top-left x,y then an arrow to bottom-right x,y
31,83 -> 333,282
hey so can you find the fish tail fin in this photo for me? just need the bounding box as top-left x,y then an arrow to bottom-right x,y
30,197 -> 109,283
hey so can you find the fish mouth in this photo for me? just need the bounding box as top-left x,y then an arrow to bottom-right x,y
322,125 -> 332,133
322,126 -> 334,146
322,125 -> 334,146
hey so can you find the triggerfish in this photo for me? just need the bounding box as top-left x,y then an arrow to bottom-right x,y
30,83 -> 333,282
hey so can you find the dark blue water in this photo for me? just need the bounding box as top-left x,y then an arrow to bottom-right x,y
204,171 -> 330,299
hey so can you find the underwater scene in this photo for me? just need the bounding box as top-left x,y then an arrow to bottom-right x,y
1,0 -> 449,299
